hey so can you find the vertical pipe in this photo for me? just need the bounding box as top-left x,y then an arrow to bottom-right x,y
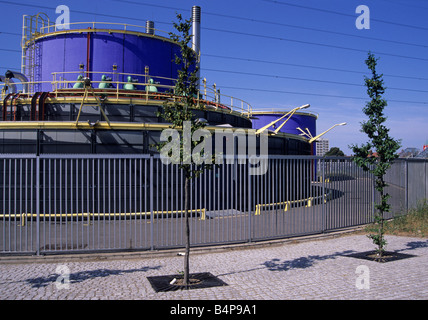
145,21 -> 155,35
191,6 -> 201,84
86,28 -> 91,79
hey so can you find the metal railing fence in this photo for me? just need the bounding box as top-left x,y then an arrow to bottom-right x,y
0,71 -> 253,117
1,155 -> 426,255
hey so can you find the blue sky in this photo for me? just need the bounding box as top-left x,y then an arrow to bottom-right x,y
0,0 -> 427,155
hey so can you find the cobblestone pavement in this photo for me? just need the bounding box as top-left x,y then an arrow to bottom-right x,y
0,234 -> 427,300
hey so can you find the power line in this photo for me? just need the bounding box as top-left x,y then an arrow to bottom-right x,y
217,85 -> 427,105
0,66 -> 20,70
203,54 -> 428,81
378,0 -> 428,11
205,13 -> 428,49
1,0 -> 427,63
203,26 -> 428,62
0,48 -> 21,53
0,0 -> 62,13
111,0 -> 428,49
1,0 -> 427,86
263,0 -> 428,32
110,0 -> 182,12
0,0 -> 169,25
0,31 -> 21,36
203,67 -> 428,93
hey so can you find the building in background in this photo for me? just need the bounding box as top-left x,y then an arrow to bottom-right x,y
399,147 -> 420,158
416,148 -> 428,159
316,138 -> 329,156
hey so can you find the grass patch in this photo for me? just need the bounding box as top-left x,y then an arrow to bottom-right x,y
365,200 -> 428,237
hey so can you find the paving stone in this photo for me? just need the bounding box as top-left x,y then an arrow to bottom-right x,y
0,234 -> 427,300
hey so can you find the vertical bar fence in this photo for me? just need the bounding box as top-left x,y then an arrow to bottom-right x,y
0,154 -> 426,255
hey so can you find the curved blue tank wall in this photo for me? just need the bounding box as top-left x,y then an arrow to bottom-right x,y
34,30 -> 182,91
252,112 -> 316,135
251,112 -> 317,154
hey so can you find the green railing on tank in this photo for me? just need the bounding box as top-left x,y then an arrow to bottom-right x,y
38,21 -> 171,39
0,70 -> 253,117
51,70 -> 252,116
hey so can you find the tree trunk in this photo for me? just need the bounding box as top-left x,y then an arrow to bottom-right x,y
183,171 -> 190,287
379,177 -> 385,257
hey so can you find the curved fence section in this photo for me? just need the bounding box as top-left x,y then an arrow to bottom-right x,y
1,155 -> 426,255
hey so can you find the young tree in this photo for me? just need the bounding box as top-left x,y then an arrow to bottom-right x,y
350,53 -> 400,258
156,13 -> 211,287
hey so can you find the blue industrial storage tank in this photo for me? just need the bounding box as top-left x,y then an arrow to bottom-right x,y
250,110 -> 317,155
30,27 -> 182,92
1,8 -> 316,156
251,111 -> 317,137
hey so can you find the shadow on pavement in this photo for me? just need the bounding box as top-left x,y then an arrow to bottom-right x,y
217,250 -> 355,277
263,250 -> 355,271
24,265 -> 162,288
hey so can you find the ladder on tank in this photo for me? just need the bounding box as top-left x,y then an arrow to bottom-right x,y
21,13 -> 53,93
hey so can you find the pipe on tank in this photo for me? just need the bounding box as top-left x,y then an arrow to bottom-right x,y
145,21 -> 155,35
191,6 -> 201,82
86,28 -> 91,79
0,75 -> 17,93
3,70 -> 28,93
